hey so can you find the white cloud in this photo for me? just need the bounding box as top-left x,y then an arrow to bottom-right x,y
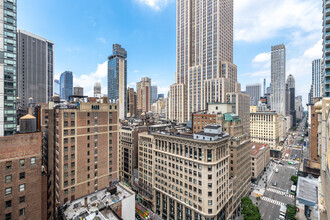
73,61 -> 108,97
135,0 -> 171,11
253,52 -> 270,64
287,39 -> 322,79
158,86 -> 169,97
234,0 -> 321,42
237,0 -> 322,106
97,37 -> 107,44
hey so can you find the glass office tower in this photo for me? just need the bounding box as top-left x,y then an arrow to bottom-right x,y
108,44 -> 127,119
0,0 -> 17,136
60,71 -> 73,101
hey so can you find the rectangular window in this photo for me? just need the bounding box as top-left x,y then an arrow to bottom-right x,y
5,187 -> 12,195
6,161 -> 12,170
19,208 -> 25,216
5,200 -> 11,208
19,184 -> 25,192
19,159 -> 25,167
19,196 -> 25,203
5,175 -> 12,183
19,172 -> 25,180
5,213 -> 11,220
30,157 -> 36,165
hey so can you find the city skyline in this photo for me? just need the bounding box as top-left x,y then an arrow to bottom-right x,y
17,0 -> 321,106
0,0 -> 328,220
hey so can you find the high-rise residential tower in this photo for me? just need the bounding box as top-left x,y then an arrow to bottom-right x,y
94,82 -> 101,97
127,87 -> 137,117
323,0 -> 330,97
17,29 -> 54,107
287,74 -> 295,89
150,85 -> 158,104
137,77 -> 151,114
108,44 -> 127,119
271,44 -> 286,116
171,0 -> 234,122
287,74 -> 296,127
60,71 -> 73,101
246,83 -> 261,106
312,59 -> 323,98
263,78 -> 266,96
0,0 -> 17,136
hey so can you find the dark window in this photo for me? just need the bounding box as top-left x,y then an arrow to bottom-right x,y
19,208 -> 25,216
6,161 -> 12,170
19,172 -> 25,180
5,200 -> 11,208
5,213 -> 11,220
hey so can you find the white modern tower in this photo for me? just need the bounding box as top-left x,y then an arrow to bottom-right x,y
246,83 -> 261,106
312,59 -> 322,98
271,44 -> 286,116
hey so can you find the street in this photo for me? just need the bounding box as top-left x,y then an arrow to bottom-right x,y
251,117 -> 306,220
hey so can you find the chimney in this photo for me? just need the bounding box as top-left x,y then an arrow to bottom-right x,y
84,197 -> 88,208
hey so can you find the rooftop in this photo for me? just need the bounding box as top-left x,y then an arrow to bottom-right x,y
204,125 -> 221,129
223,113 -> 240,122
296,176 -> 318,207
63,184 -> 134,220
251,143 -> 268,156
154,131 -> 229,141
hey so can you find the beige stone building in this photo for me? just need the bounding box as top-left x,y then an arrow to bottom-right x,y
119,126 -> 147,186
169,83 -> 187,122
250,111 -> 280,149
137,77 -> 151,114
250,106 -> 258,113
227,92 -> 251,135
137,132 -> 155,208
251,143 -> 270,181
169,0 -> 244,123
314,98 -> 330,219
151,97 -> 166,115
153,126 -> 231,219
222,113 -> 251,218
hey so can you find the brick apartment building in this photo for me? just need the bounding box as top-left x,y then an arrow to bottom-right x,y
39,99 -> 119,218
0,132 -> 44,220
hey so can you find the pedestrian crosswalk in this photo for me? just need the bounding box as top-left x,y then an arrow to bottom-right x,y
267,187 -> 295,198
261,196 -> 285,206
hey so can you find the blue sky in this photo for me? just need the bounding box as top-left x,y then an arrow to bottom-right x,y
18,0 -> 322,106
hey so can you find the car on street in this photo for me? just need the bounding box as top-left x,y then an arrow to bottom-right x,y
273,182 -> 278,186
275,168 -> 279,173
286,189 -> 289,195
